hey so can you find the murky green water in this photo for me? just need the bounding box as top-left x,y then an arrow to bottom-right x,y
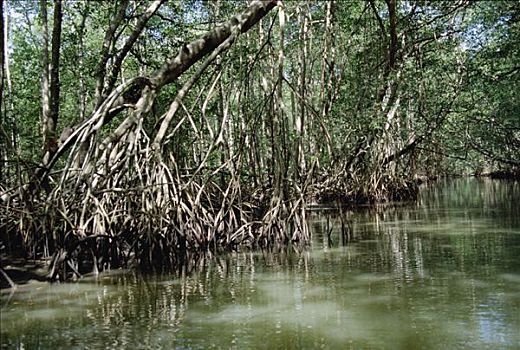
1,178 -> 520,349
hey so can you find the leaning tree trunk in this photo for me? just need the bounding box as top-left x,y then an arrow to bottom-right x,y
45,0 -> 279,178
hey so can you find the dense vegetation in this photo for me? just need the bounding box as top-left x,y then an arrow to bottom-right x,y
0,0 -> 518,280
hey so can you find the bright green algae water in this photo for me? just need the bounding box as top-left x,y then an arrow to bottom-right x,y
1,178 -> 520,349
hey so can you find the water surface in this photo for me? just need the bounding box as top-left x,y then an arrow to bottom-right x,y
1,178 -> 519,349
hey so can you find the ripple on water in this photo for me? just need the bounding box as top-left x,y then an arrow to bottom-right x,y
302,285 -> 328,300
499,273 -> 520,284
154,279 -> 182,286
456,278 -> 492,289
0,282 -> 114,326
354,273 -> 391,283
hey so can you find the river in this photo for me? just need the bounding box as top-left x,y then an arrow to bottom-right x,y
1,178 -> 519,349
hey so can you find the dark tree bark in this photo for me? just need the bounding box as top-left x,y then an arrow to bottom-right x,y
41,0 -> 62,166
48,0 -> 62,136
0,0 -> 4,108
0,0 -> 4,183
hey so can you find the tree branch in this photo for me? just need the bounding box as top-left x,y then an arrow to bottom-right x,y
151,0 -> 278,89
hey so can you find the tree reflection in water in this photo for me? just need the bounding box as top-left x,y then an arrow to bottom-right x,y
1,178 -> 519,349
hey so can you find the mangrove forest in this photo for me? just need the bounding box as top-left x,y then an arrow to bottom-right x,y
1,0 -> 520,348
0,0 -> 519,287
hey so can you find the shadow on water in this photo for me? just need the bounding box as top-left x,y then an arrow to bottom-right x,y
1,178 -> 520,349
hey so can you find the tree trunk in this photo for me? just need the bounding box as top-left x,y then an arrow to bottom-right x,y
274,1 -> 286,193
49,0 -> 62,137
42,0 -> 62,166
39,0 -> 50,150
0,0 -> 4,110
318,0 -> 334,158
76,2 -> 89,121
386,0 -> 398,70
93,0 -> 129,109
103,0 -> 165,100
0,0 -> 4,183
2,0 -> 17,186
296,3 -> 308,179
151,0 -> 278,89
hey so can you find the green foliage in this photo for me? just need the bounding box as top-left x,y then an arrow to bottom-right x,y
2,0 -> 518,190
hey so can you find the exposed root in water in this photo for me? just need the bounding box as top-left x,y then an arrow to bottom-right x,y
0,125 -> 312,280
0,125 -> 424,282
314,164 -> 420,205
0,120 -> 425,282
